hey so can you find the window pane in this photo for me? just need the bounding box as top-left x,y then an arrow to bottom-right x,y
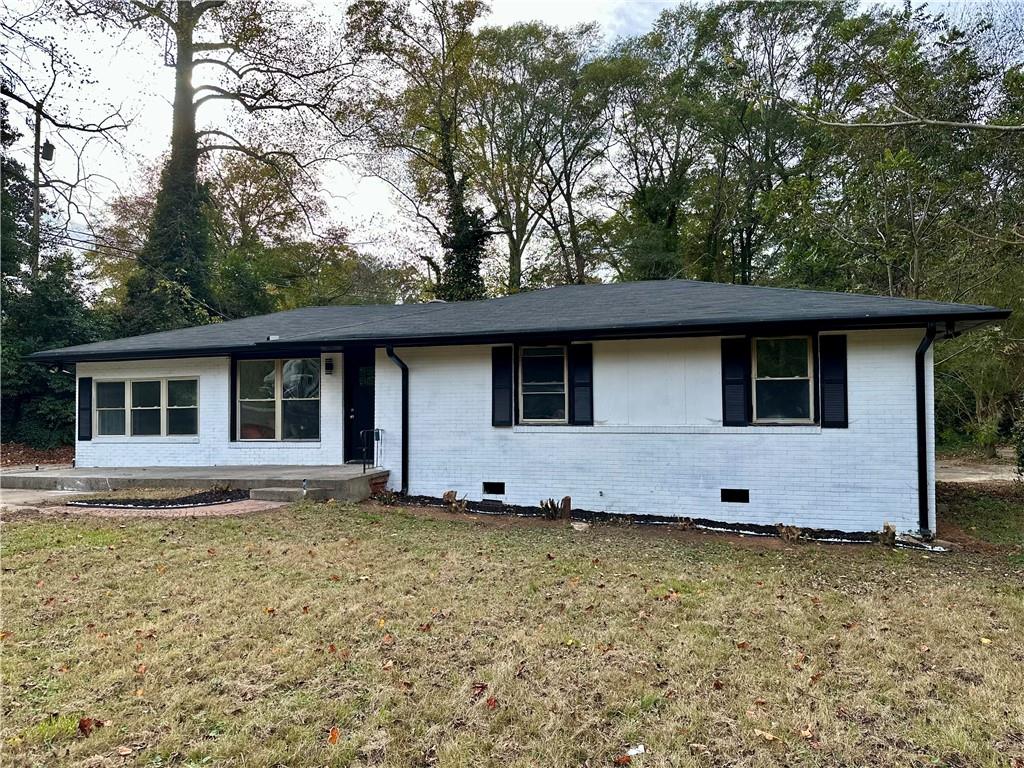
97,409 -> 125,435
522,393 -> 567,421
132,380 -> 161,408
756,380 -> 810,420
167,407 -> 198,435
96,381 -> 125,408
282,400 -> 320,440
131,408 -> 161,435
239,361 -> 275,399
756,338 -> 809,378
521,348 -> 565,391
282,358 -> 320,399
239,401 -> 276,439
167,379 -> 198,407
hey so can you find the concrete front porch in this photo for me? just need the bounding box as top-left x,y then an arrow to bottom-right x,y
0,464 -> 389,503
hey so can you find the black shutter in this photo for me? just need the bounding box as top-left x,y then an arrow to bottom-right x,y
492,346 -> 514,427
721,337 -> 750,426
568,343 -> 593,426
229,360 -> 238,441
820,335 -> 848,428
77,376 -> 92,441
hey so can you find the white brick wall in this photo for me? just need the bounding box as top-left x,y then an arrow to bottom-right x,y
75,330 -> 937,535
376,330 -> 936,534
76,355 -> 345,467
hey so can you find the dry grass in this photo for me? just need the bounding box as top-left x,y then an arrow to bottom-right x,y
1,500 -> 1022,767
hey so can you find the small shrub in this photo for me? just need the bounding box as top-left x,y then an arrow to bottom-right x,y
776,523 -> 802,543
373,489 -> 400,506
879,523 -> 897,547
1012,402 -> 1024,482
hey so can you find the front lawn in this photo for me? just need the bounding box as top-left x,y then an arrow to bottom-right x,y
1,498 -> 1022,767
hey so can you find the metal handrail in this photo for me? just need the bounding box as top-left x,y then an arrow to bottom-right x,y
359,428 -> 381,472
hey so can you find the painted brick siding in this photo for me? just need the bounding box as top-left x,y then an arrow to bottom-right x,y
376,330 -> 936,534
76,355 -> 345,467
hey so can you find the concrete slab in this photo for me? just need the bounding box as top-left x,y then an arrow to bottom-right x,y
249,487 -> 333,502
0,464 -> 388,495
936,460 -> 1016,483
0,488 -> 94,513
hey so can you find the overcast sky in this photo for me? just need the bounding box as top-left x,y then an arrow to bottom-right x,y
4,0 -> 679,260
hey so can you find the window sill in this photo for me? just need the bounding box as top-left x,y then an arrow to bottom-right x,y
511,424 -> 823,435
228,441 -> 323,448
91,436 -> 200,444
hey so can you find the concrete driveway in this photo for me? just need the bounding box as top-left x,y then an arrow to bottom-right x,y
0,488 -> 93,513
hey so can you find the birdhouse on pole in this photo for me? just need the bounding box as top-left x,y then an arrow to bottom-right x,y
41,139 -> 54,161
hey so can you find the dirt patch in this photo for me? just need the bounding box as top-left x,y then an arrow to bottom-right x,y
0,442 -> 74,467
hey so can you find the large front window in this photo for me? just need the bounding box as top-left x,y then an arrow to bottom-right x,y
519,346 -> 567,423
752,337 -> 812,422
237,359 -> 320,440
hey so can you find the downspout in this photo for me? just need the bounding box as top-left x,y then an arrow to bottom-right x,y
385,347 -> 409,495
915,324 -> 937,539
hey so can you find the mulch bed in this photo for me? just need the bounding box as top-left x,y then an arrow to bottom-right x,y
67,489 -> 249,509
1,442 -> 74,467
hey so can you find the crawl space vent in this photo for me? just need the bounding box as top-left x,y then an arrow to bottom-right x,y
482,481 -> 505,495
720,488 -> 750,503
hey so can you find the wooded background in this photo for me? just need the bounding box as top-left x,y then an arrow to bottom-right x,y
2,0 -> 1021,455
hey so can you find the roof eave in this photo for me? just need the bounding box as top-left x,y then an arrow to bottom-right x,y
28,309 -> 1009,364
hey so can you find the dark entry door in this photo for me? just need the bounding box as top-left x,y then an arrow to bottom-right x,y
344,347 -> 375,463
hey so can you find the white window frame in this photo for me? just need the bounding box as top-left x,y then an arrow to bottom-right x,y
236,358 -> 321,441
518,345 -> 569,425
93,377 -> 199,437
751,336 -> 814,424
94,380 -> 127,436
165,378 -> 200,436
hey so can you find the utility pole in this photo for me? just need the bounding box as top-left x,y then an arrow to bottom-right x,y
30,100 -> 42,278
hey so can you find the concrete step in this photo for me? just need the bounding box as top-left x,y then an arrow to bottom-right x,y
250,487 -> 334,502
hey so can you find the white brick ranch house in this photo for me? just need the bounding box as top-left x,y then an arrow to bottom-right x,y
29,280 -> 1009,538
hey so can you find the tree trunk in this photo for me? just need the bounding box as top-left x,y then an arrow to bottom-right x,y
170,3 -> 199,181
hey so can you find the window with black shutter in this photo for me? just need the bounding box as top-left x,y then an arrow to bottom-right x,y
77,376 -> 93,441
721,337 -> 750,426
568,343 -> 593,426
819,335 -> 848,428
491,346 -> 514,427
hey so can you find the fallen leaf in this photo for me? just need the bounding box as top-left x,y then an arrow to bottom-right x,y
736,640 -> 751,650
418,623 -> 432,632
78,717 -> 104,737
328,643 -> 337,653
471,681 -> 488,699
265,607 -> 276,616
753,729 -> 777,742
980,637 -> 992,645
303,606 -> 310,614
712,678 -> 725,690
117,746 -> 133,756
612,755 -> 632,766
381,633 -> 395,646
135,664 -> 147,676
800,728 -> 813,739
485,696 -> 498,710
327,725 -> 340,745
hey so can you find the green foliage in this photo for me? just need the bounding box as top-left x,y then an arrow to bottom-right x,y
121,152 -> 215,335
1,107 -> 108,448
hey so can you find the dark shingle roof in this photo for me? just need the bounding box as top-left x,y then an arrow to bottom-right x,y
30,280 -> 1009,363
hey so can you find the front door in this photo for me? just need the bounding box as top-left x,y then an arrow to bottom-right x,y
344,346 -> 376,463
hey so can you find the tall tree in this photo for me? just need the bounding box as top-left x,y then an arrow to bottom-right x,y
346,0 -> 489,300
1,104 -> 106,447
68,0 -> 351,332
